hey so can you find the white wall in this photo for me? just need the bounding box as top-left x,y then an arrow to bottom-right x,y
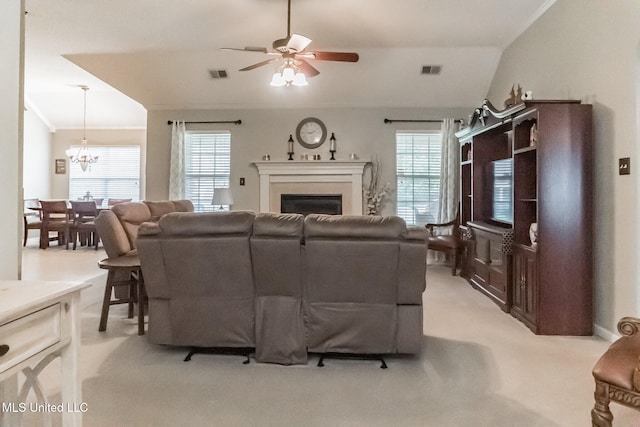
0,0 -> 24,279
146,106 -> 469,216
23,109 -> 52,199
486,0 -> 640,335
51,128 -> 147,199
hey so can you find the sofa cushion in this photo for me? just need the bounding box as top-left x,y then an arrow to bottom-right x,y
144,200 -> 177,221
253,212 -> 304,237
304,214 -> 406,239
95,210 -> 132,257
111,202 -> 152,249
143,199 -> 195,222
172,199 -> 195,212
158,211 -> 255,236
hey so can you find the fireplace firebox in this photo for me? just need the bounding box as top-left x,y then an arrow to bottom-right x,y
281,194 -> 342,216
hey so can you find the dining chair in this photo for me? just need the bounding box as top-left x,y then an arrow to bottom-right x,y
39,200 -> 72,249
93,198 -> 105,208
23,198 -> 42,247
108,198 -> 132,207
69,200 -> 99,250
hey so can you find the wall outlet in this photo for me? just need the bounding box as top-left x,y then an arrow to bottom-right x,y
240,177 -> 245,186
619,157 -> 631,175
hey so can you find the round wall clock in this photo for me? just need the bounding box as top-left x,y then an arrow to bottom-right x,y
296,117 -> 327,149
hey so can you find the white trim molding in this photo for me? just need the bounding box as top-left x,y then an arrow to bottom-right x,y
253,160 -> 368,215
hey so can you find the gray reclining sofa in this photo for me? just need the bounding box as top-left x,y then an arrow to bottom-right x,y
131,210 -> 427,365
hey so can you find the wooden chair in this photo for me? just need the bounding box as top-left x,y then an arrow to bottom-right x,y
69,200 -> 99,250
98,257 -> 145,335
592,317 -> 640,426
23,198 -> 42,246
108,198 -> 132,207
95,210 -> 146,335
39,200 -> 72,249
425,209 -> 462,276
93,198 -> 104,208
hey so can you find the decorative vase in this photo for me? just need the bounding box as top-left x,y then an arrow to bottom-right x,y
529,223 -> 538,247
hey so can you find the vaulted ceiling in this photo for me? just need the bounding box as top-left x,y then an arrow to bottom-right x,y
24,0 -> 555,130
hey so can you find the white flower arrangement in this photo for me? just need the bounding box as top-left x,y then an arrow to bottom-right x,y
363,158 -> 391,215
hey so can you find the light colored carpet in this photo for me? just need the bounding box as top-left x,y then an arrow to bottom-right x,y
17,247 -> 640,426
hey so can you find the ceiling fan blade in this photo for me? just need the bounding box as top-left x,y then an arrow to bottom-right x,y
287,33 -> 312,52
239,58 -> 279,71
304,51 -> 359,62
221,46 -> 269,54
296,59 -> 320,77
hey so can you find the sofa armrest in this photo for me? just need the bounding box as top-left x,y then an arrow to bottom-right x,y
138,222 -> 161,236
136,229 -> 169,299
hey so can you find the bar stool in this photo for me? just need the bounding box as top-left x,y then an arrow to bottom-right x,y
98,256 -> 146,335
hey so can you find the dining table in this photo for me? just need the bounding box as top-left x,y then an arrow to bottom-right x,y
28,201 -> 109,249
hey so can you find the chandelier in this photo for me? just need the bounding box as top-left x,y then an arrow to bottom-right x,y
65,86 -> 99,171
270,58 -> 308,87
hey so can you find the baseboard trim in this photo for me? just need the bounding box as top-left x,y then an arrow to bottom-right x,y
593,323 -> 618,342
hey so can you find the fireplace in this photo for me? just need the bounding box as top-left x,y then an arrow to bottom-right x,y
253,160 -> 367,215
281,194 -> 342,216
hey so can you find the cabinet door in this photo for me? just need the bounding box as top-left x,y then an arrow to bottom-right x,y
470,227 -> 511,312
512,246 -> 537,329
522,251 -> 537,325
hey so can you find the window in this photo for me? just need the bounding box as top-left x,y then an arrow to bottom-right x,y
185,131 -> 231,212
68,145 -> 140,202
396,131 -> 442,225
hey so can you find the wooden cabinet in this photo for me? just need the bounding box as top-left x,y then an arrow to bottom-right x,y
467,221 -> 512,312
512,244 -> 537,329
456,100 -> 592,335
0,280 -> 88,426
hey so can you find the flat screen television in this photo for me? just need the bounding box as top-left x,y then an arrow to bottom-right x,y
490,158 -> 513,224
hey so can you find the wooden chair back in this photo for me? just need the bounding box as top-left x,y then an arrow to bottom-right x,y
425,207 -> 462,276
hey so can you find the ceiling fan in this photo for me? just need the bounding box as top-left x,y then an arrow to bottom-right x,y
222,0 -> 359,86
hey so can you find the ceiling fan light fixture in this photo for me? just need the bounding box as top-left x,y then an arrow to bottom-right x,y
292,71 -> 308,86
270,72 -> 286,87
282,65 -> 296,82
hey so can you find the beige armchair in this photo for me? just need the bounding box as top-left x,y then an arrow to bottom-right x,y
592,317 -> 640,426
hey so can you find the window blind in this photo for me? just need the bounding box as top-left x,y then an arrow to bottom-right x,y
68,145 -> 140,202
396,132 -> 442,225
185,131 -> 231,212
492,159 -> 513,223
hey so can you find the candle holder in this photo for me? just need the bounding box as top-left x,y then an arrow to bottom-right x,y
329,132 -> 337,160
287,134 -> 294,161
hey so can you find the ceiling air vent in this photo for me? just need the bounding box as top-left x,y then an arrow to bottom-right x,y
209,69 -> 228,79
421,65 -> 442,75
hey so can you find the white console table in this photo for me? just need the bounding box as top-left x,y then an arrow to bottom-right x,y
0,280 -> 88,426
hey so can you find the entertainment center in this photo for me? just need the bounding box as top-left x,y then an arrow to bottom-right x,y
456,99 -> 593,335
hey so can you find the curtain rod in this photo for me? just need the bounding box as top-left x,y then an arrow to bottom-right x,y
384,118 -> 464,124
167,120 -> 242,125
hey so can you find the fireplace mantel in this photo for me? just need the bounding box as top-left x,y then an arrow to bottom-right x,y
253,160 -> 368,215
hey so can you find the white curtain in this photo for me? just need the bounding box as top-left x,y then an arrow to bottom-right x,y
437,118 -> 460,223
169,121 -> 186,200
